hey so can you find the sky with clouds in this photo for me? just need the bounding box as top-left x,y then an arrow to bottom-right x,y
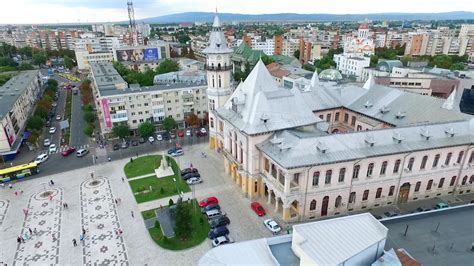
2,0 -> 473,24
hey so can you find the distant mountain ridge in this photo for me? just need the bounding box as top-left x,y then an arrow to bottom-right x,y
138,11 -> 474,23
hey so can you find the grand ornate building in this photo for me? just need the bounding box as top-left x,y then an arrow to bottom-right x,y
205,14 -> 474,222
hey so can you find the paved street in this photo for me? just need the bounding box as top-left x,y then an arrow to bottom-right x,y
70,87 -> 87,147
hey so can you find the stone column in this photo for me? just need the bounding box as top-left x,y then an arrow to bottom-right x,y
282,207 -> 291,221
267,190 -> 272,204
284,175 -> 291,194
275,197 -> 280,213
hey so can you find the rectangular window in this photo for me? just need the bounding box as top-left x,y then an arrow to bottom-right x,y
352,165 -> 360,179
433,154 -> 440,167
351,116 -> 356,126
456,151 -> 464,164
344,113 -> 349,123
393,160 -> 401,173
293,173 -> 300,184
420,156 -> 428,170
426,180 -> 433,190
407,158 -> 415,171
312,172 -> 319,186
388,186 -> 395,196
362,190 -> 369,201
325,170 -> 332,184
415,181 -> 421,192
264,158 -> 270,172
445,153 -> 452,166
438,178 -> 445,188
349,192 -> 356,203
366,163 -> 374,177
380,161 -> 387,175
338,168 -> 345,183
335,112 -> 340,121
326,113 -> 332,122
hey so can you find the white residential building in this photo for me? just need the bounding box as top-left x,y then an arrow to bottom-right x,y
334,54 -> 371,80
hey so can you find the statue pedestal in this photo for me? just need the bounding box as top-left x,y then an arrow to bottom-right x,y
155,154 -> 174,178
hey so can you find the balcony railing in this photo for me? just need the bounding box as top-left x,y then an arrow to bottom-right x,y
205,65 -> 232,71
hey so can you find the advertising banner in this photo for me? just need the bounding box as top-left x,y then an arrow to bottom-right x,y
116,48 -> 160,62
101,99 -> 112,129
144,48 -> 159,60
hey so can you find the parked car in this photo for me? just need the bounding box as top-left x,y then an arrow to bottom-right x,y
55,114 -> 61,121
434,202 -> 449,209
139,137 -> 145,144
168,147 -> 182,155
113,144 -> 120,150
76,149 -> 89,157
197,131 -> 208,137
43,139 -> 51,147
383,211 -> 399,218
170,149 -> 184,157
49,127 -> 56,134
34,153 -> 49,164
250,202 -> 266,216
121,142 -> 129,149
45,120 -> 51,127
208,226 -> 229,239
156,134 -> 163,141
201,204 -> 220,214
180,167 -> 198,176
209,216 -> 230,229
199,197 -> 219,208
264,219 -> 281,234
131,140 -> 138,146
415,207 -> 431,212
187,177 -> 202,185
148,136 -> 154,143
163,133 -> 170,141
49,144 -> 57,153
200,128 -> 207,134
182,172 -> 200,180
170,132 -> 176,139
61,147 -> 76,157
178,131 -> 185,138
211,236 -> 233,247
51,102 -> 57,107
186,129 -> 192,136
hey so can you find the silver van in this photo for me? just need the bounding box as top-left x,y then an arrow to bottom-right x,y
76,149 -> 89,157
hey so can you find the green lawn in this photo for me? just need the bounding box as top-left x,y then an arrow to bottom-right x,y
124,155 -> 166,178
142,209 -> 157,220
129,175 -> 190,203
148,201 -> 209,250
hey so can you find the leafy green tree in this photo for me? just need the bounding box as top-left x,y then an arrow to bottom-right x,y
82,104 -> 93,112
370,55 -> 379,67
162,117 -> 176,132
112,124 -> 130,139
83,111 -> 95,123
156,59 -> 179,74
261,55 -> 275,65
138,121 -> 155,138
64,55 -> 75,69
293,49 -> 300,59
32,53 -> 46,66
26,116 -> 43,131
0,57 -> 18,67
34,107 -> 49,119
47,79 -> 58,87
450,63 -> 465,71
302,64 -> 316,72
174,202 -> 192,240
83,125 -> 94,137
18,63 -> 34,70
0,74 -> 12,86
176,34 -> 190,44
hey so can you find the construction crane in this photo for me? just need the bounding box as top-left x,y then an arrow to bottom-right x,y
127,1 -> 138,46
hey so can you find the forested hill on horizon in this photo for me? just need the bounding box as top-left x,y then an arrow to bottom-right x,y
138,11 -> 474,23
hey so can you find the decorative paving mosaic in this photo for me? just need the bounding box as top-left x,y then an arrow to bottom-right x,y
80,177 -> 129,265
13,188 -> 63,265
0,199 -> 9,226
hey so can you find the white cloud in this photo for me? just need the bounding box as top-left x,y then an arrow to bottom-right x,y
2,0 -> 473,24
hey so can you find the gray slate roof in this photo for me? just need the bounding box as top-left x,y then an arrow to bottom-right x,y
0,70 -> 39,119
258,119 -> 474,169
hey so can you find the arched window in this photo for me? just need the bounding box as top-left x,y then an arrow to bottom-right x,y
338,168 -> 346,183
218,63 -> 221,70
335,196 -> 342,208
438,178 -> 445,188
449,176 -> 456,186
312,172 -> 319,186
415,181 -> 421,192
362,190 -> 369,201
210,117 -> 214,128
393,159 -> 401,173
218,75 -> 222,88
433,154 -> 440,167
211,75 -> 215,87
352,165 -> 360,179
426,179 -> 433,190
457,151 -> 464,164
367,163 -> 374,177
325,170 -> 332,184
420,155 -> 428,169
407,157 -> 415,171
470,175 -> 474,184
380,161 -> 387,175
445,152 -> 452,166
349,192 -> 356,203
461,175 -> 468,185
309,200 -> 317,211
375,188 -> 382,199
389,185 -> 395,196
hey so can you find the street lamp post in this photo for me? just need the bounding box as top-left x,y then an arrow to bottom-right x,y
172,178 -> 181,199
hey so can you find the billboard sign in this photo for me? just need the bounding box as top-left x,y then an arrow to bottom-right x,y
101,99 -> 112,129
116,48 -> 160,62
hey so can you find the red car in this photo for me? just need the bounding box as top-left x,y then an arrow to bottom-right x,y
61,147 -> 76,157
199,197 -> 219,208
178,131 -> 185,138
251,202 -> 266,216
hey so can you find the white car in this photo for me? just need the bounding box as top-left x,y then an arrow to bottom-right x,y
148,136 -> 155,143
171,149 -> 184,157
212,236 -> 233,247
34,153 -> 49,164
49,144 -> 57,153
187,177 -> 202,185
156,134 -> 163,141
51,102 -> 58,107
56,115 -> 61,121
185,130 -> 191,136
43,138 -> 51,147
264,219 -> 281,234
49,127 -> 56,134
200,128 -> 207,134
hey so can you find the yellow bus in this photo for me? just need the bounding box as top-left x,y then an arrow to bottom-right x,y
0,163 -> 39,183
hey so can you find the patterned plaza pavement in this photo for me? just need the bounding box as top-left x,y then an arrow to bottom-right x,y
80,177 -> 128,265
13,188 -> 63,265
0,200 -> 9,226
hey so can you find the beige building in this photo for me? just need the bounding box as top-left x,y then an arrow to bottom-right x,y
89,62 -> 208,135
205,17 -> 473,222
0,70 -> 43,160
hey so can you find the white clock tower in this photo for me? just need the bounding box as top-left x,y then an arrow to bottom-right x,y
203,13 -> 233,150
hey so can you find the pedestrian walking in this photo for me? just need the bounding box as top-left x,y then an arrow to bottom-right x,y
20,236 -> 25,243
17,236 -> 21,244
121,177 -> 124,182
131,211 -> 134,218
49,195 -> 53,201
28,228 -> 32,235
114,199 -> 118,204
136,152 -> 138,158
82,227 -> 86,235
14,191 -> 18,196
118,229 -> 123,235
9,184 -> 13,189
23,232 -> 29,241
49,180 -> 54,186
34,228 -> 38,235
72,239 -> 77,247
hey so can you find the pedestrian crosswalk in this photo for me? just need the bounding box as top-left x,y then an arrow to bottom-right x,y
40,144 -> 89,155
